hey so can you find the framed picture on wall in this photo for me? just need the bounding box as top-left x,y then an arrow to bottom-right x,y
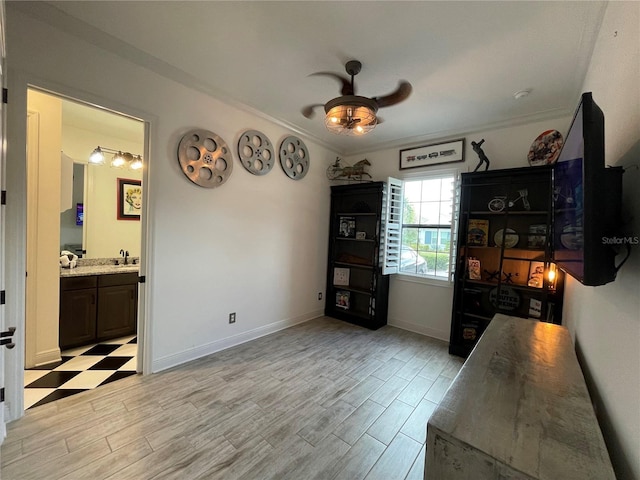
399,138 -> 465,170
117,178 -> 142,221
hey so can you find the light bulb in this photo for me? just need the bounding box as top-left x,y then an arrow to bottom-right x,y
89,147 -> 104,165
130,155 -> 143,170
111,152 -> 126,168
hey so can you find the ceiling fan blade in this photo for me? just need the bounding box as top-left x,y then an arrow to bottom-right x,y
309,72 -> 354,95
301,104 -> 325,119
373,81 -> 412,108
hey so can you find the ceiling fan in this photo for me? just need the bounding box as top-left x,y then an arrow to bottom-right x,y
302,60 -> 412,135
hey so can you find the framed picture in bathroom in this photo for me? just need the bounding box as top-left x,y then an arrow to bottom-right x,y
117,178 -> 142,220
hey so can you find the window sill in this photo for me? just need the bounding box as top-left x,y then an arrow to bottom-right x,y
394,273 -> 453,288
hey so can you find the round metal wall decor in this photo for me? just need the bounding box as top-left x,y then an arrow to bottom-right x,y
279,136 -> 309,180
237,130 -> 275,176
177,129 -> 233,188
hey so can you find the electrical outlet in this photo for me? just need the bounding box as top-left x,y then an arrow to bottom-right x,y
318,292 -> 323,300
229,312 -> 236,324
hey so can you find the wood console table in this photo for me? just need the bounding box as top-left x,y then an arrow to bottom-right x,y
425,314 -> 615,480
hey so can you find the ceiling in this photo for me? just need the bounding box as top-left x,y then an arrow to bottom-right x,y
61,99 -> 144,145
18,1 -> 607,156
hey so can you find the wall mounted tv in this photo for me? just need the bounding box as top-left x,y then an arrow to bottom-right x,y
553,92 -> 623,286
76,203 -> 84,226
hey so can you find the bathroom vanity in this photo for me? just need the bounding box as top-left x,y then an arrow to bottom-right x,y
59,264 -> 139,350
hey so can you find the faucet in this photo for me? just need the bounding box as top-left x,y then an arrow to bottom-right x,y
119,249 -> 130,265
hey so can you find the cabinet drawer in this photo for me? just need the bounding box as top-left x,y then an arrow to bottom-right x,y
98,272 -> 139,287
60,275 -> 97,291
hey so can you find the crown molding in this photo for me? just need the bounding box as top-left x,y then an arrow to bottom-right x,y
339,107 -> 574,157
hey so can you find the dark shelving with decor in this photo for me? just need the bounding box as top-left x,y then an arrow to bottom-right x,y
449,166 -> 564,357
325,182 -> 390,329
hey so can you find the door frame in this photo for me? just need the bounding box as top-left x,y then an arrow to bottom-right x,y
4,73 -> 154,423
0,0 -> 6,443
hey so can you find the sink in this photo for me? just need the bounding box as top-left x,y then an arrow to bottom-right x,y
108,264 -> 139,272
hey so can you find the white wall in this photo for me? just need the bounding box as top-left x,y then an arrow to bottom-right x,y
6,6 -> 335,387
563,3 -> 640,479
347,118 -> 570,340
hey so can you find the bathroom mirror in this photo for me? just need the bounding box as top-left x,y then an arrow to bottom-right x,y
58,97 -> 144,260
60,162 -> 85,256
60,162 -> 142,259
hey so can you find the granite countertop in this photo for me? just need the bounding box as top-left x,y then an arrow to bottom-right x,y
60,257 -> 140,277
60,264 -> 139,277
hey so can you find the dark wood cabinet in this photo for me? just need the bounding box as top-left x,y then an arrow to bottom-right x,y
59,272 -> 138,350
97,273 -> 138,341
325,182 -> 392,330
59,276 -> 97,350
449,166 -> 564,357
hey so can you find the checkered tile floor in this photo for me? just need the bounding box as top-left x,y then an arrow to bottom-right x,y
24,335 -> 138,410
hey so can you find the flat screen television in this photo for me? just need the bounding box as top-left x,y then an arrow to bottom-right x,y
76,203 -> 83,226
553,92 -> 623,286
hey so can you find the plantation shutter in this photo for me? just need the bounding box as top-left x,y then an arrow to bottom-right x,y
381,177 -> 403,275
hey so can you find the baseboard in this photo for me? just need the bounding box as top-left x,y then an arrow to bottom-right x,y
34,347 -> 62,368
0,405 -> 7,444
152,310 -> 323,373
387,317 -> 449,343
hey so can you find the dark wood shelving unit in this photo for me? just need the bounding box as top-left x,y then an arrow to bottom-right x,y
325,182 -> 390,330
449,166 -> 564,357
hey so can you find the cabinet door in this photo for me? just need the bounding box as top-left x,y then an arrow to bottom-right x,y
96,284 -> 137,341
59,288 -> 97,350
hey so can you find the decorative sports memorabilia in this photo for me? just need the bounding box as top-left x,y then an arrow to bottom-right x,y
528,129 -> 564,166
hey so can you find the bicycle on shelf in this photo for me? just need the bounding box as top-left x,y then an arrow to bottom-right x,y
488,189 -> 531,212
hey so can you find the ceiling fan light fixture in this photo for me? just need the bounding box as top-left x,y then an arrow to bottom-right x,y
303,60 -> 411,136
324,101 -> 377,136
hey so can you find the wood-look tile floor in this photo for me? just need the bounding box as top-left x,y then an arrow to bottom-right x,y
1,316 -> 464,480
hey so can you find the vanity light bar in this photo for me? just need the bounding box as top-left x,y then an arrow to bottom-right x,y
89,146 -> 143,170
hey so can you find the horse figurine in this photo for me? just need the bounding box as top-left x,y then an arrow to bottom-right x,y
327,158 -> 372,181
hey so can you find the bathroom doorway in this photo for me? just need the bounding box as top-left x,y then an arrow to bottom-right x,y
24,88 -> 146,409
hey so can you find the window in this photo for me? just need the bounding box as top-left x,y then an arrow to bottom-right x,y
399,173 -> 457,280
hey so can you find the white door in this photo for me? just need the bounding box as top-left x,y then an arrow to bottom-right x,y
0,0 -> 8,444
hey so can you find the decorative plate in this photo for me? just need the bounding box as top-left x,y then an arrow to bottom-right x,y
494,228 -> 519,248
528,129 -> 564,166
560,225 -> 583,250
